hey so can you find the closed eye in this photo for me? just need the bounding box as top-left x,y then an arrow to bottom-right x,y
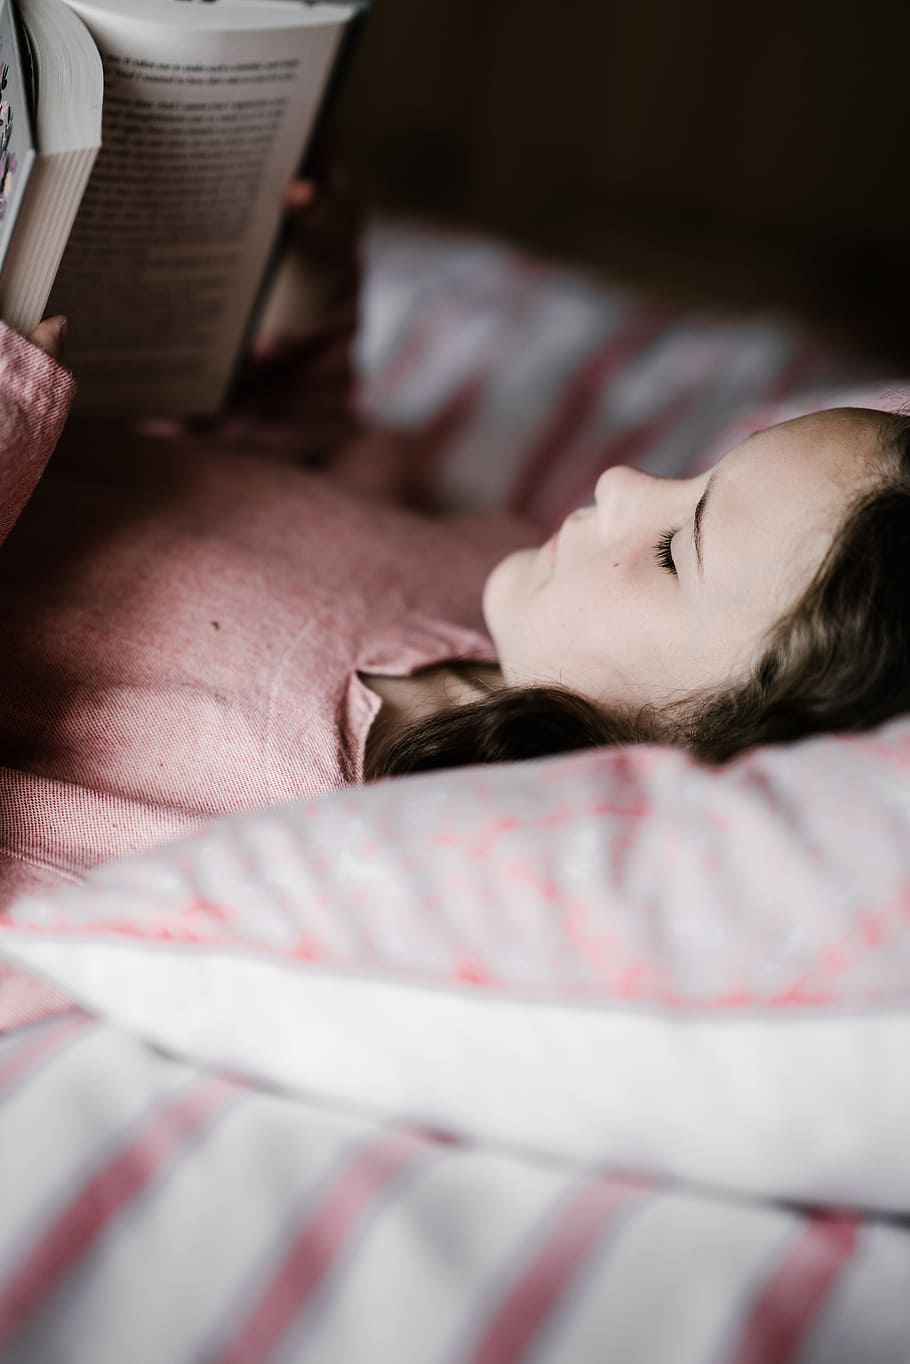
653,527 -> 677,576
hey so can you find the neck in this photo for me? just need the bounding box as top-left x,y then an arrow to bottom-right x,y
360,661 -> 504,760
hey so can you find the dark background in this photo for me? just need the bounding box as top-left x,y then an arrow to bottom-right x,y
332,0 -> 910,364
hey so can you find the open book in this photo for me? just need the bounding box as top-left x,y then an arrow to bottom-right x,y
0,0 -> 361,418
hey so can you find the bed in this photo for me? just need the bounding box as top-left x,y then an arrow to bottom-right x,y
0,217 -> 907,1363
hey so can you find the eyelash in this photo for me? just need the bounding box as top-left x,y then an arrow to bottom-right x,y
653,527 -> 678,576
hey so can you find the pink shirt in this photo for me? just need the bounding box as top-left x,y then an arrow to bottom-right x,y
0,318 -> 535,908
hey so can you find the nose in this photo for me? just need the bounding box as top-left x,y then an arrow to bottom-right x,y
594,465 -> 660,529
593,465 -> 691,543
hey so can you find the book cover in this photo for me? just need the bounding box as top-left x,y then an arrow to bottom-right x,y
0,0 -> 35,271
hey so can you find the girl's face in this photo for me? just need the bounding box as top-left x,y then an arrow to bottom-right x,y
483,409 -> 885,710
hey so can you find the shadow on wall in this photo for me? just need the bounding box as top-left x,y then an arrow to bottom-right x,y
334,0 -> 910,364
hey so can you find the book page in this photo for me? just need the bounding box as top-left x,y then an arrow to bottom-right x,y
48,12 -> 348,418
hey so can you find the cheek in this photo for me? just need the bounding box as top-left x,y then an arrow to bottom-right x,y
485,545 -> 657,684
585,556 -> 646,626
550,557 -> 635,648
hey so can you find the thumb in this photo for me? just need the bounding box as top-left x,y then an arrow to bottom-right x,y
26,315 -> 68,362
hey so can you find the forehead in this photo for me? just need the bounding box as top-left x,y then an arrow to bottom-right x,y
702,408 -> 882,619
720,407 -> 883,511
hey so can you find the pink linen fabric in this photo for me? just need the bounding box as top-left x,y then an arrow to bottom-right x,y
0,319 -> 534,911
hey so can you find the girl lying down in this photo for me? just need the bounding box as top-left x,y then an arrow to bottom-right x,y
1,174 -> 909,907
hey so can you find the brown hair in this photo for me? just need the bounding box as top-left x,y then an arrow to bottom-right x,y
364,413 -> 910,779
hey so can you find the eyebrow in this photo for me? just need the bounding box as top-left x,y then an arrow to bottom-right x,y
693,469 -> 718,580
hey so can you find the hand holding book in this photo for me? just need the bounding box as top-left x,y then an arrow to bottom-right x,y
249,153 -> 362,358
283,155 -> 363,315
26,310 -> 65,362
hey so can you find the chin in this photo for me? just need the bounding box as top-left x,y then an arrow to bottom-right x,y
480,561 -> 503,644
481,547 -> 534,641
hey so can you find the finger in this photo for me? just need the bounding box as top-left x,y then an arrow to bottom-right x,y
286,179 -> 318,210
27,315 -> 67,362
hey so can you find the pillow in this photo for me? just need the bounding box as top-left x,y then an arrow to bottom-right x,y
693,380 -> 910,474
2,706 -> 909,1218
357,221 -> 881,527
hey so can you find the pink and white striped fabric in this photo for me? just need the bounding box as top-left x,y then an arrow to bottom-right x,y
3,1007 -> 905,1364
1,218 -> 908,1361
353,219 -> 879,524
2,717 -> 910,1362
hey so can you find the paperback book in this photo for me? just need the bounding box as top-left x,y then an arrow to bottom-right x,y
0,0 -> 362,417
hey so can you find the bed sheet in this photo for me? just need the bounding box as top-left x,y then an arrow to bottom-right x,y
1,1003 -> 907,1364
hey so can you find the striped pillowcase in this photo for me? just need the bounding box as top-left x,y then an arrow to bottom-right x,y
356,220 -> 879,528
